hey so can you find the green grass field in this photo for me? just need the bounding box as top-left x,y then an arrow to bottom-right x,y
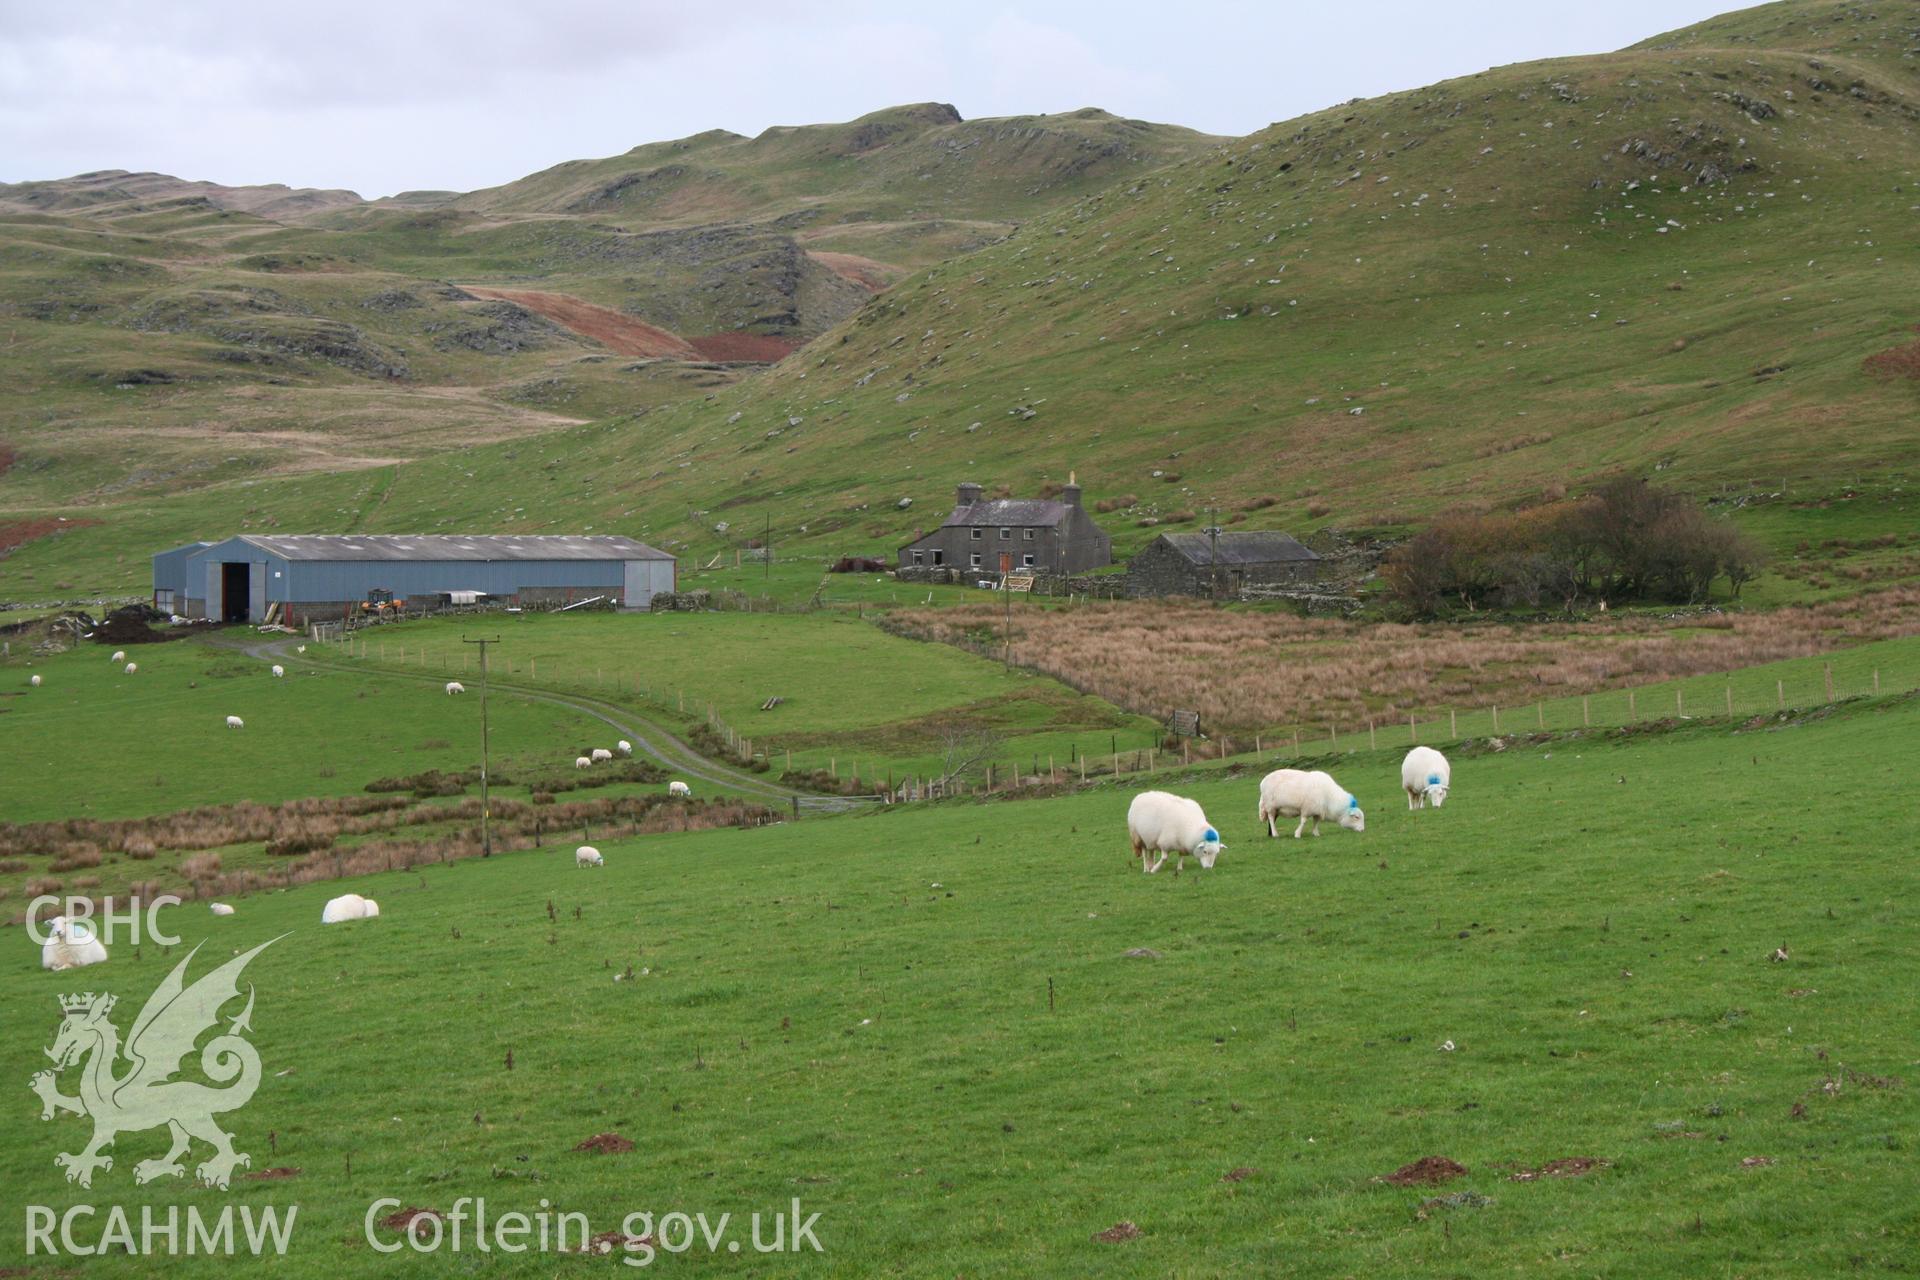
4,687 -> 1914,1275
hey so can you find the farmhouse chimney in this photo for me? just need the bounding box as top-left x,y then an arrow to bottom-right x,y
956,482 -> 983,507
1062,469 -> 1082,508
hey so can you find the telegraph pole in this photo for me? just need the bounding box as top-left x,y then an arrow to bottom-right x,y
462,635 -> 501,856
1205,509 -> 1223,600
764,510 -> 772,581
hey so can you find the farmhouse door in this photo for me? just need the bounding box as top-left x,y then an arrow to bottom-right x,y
999,552 -> 1012,574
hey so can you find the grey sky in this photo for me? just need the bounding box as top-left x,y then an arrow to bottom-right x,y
0,0 -> 1742,198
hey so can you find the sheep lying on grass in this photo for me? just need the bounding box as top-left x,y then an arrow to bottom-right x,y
1126,790 -> 1226,874
1258,769 -> 1365,839
209,903 -> 236,916
1401,746 -> 1452,809
41,917 -> 108,971
576,845 -> 604,867
445,681 -> 465,695
668,780 -> 691,798
590,747 -> 613,763
574,756 -> 592,770
616,740 -> 633,756
225,715 -> 245,730
321,893 -> 380,923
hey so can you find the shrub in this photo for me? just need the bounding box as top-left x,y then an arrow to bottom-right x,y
1093,494 -> 1138,514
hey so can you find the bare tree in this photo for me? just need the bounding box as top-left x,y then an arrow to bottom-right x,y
935,726 -> 1005,791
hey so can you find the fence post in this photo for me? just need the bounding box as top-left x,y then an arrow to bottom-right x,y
1873,668 -> 1880,696
1628,690 -> 1636,721
1725,685 -> 1733,716
1409,713 -> 1416,743
1183,739 -> 1190,765
1535,703 -> 1544,730
1491,706 -> 1500,733
1582,696 -> 1590,727
1449,708 -> 1457,739
1677,689 -> 1684,717
1368,719 -> 1376,749
1824,663 -> 1834,703
1777,679 -> 1784,708
1080,756 -> 1087,782
1293,727 -> 1301,751
986,763 -> 993,791
1256,733 -> 1262,755
1330,723 -> 1338,748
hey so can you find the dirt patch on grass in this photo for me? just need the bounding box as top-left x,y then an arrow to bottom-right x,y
1381,1156 -> 1469,1186
378,1207 -> 442,1237
577,1230 -> 655,1256
0,517 -> 101,556
1221,1166 -> 1258,1183
573,1132 -> 635,1154
460,287 -> 697,359
1092,1221 -> 1142,1243
1507,1157 -> 1609,1181
246,1166 -> 301,1180
686,332 -> 799,362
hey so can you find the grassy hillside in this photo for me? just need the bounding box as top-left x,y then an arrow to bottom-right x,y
0,105 -> 1217,543
3,686 -> 1914,1274
13,0 -> 1918,605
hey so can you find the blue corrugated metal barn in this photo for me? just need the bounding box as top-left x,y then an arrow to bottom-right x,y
159,535 -> 676,625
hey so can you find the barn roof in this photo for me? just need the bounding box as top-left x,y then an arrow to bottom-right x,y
1154,531 -> 1319,565
221,535 -> 674,563
939,498 -> 1071,527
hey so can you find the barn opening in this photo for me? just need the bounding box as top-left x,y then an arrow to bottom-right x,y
220,561 -> 249,622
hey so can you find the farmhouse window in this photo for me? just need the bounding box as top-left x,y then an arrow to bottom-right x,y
971,528 -> 983,540
911,550 -> 925,565
970,553 -> 983,568
999,527 -> 1011,540
1022,528 -> 1034,540
932,549 -> 944,565
155,589 -> 175,612
1021,554 -> 1035,568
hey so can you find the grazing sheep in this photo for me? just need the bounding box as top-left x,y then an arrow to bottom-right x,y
124,663 -> 138,675
668,780 -> 691,798
321,893 -> 375,924
1126,790 -> 1227,874
1401,746 -> 1452,809
590,747 -> 613,763
225,715 -> 245,730
29,674 -> 41,687
574,755 -> 592,770
40,916 -> 108,971
209,903 -> 236,916
110,650 -> 126,663
576,845 -> 604,868
1258,769 -> 1365,839
445,681 -> 465,695
616,740 -> 632,756
271,665 -> 285,678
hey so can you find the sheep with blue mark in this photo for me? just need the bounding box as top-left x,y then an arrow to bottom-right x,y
1126,790 -> 1227,874
1401,746 -> 1452,809
1258,768 -> 1365,839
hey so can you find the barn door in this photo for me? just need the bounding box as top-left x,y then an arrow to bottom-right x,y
248,562 -> 267,622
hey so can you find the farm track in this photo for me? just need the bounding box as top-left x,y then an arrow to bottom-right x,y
239,634 -> 871,815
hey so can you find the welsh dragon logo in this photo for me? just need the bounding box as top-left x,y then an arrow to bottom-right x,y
31,937 -> 281,1190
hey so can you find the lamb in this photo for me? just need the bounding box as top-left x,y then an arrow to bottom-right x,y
445,681 -> 465,695
29,674 -> 41,687
124,663 -> 138,675
668,780 -> 691,798
225,715 -> 245,730
574,755 -> 592,770
1126,790 -> 1226,874
110,650 -> 126,663
208,903 -> 236,916
271,665 -> 285,678
576,845 -> 604,868
1258,769 -> 1365,839
615,740 -> 632,756
321,893 -> 378,923
40,916 -> 109,971
1401,746 -> 1452,809
590,747 -> 613,763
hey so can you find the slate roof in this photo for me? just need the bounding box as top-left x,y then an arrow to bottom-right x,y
226,535 -> 674,563
1155,531 -> 1319,565
938,499 -> 1072,528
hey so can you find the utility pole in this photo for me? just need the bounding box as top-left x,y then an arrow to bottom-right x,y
764,510 -> 772,581
1003,567 -> 1013,672
462,636 -> 501,856
1205,510 -> 1223,600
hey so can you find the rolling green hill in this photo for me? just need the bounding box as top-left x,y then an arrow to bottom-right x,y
6,1 -> 1920,603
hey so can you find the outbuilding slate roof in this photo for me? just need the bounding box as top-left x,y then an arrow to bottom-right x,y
224,535 -> 674,562
1155,531 -> 1319,565
938,499 -> 1072,527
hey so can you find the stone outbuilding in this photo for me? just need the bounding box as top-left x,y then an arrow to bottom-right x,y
1126,530 -> 1323,599
898,478 -> 1112,577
